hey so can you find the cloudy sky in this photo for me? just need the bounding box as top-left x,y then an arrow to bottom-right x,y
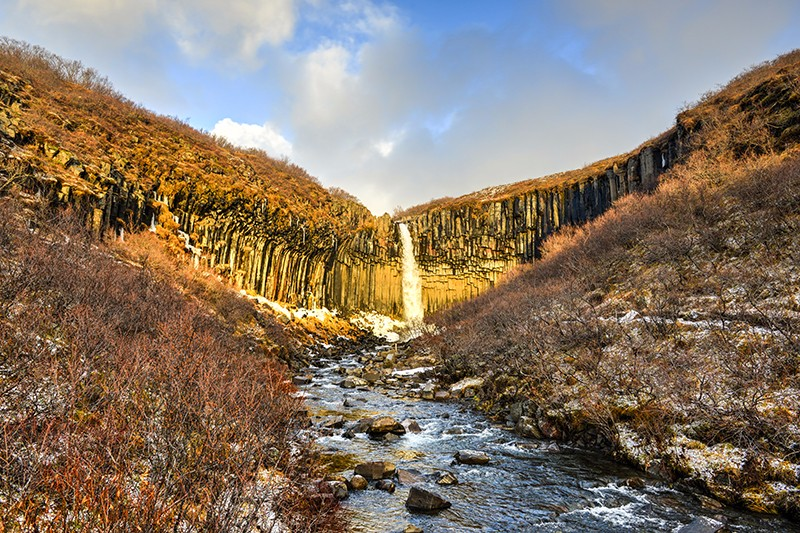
1,1 -> 798,214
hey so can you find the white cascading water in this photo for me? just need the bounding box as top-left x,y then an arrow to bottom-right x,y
398,223 -> 424,323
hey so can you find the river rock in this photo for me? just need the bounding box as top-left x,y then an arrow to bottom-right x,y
449,376 -> 484,398
397,468 -> 425,485
375,479 -> 396,493
343,417 -> 373,438
354,461 -> 396,480
402,419 -> 422,433
405,486 -> 452,512
342,376 -> 368,389
435,471 -> 459,485
454,450 -> 490,465
320,415 -> 345,429
421,384 -> 435,400
382,432 -> 401,443
367,416 -> 406,437
292,375 -> 313,386
403,526 -> 423,533
676,517 -> 726,533
434,390 -> 450,401
363,370 -> 382,383
327,480 -> 349,500
349,474 -> 368,490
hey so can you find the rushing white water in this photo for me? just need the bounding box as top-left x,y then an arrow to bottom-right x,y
398,223 -> 424,323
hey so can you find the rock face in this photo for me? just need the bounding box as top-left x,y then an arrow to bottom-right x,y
405,486 -> 452,512
0,60 -> 684,319
5,57 -> 800,320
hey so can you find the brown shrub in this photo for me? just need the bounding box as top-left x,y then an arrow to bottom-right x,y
0,199 -> 340,531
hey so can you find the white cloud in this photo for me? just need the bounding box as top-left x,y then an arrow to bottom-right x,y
211,118 -> 293,158
6,0 -> 299,64
2,0 -> 797,217
163,0 -> 298,64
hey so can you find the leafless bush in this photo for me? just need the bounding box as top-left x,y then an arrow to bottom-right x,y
0,199 -> 339,531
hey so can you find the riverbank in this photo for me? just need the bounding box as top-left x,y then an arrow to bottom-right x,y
294,335 -> 799,532
415,151 -> 800,523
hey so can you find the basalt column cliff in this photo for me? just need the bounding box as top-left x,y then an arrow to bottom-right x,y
2,44 -> 799,319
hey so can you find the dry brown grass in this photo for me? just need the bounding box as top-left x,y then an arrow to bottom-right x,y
0,198 -> 342,531
421,144 -> 800,513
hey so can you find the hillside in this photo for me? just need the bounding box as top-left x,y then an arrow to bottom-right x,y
418,52 -> 800,519
0,38 -> 371,233
0,194 -> 349,530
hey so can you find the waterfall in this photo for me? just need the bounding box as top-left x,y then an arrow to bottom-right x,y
398,223 -> 424,323
149,214 -> 157,233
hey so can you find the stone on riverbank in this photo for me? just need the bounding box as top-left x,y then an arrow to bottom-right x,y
292,375 -> 313,385
405,486 -> 452,512
676,516 -> 726,533
449,377 -> 484,398
349,474 -> 368,490
328,480 -> 349,500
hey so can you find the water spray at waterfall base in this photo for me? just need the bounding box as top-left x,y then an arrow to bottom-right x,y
398,223 -> 424,325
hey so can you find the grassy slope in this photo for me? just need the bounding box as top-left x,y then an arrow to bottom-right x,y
0,38 -> 372,234
421,54 -> 800,518
0,197 -> 342,531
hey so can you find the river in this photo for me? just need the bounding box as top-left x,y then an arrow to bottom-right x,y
297,343 -> 799,532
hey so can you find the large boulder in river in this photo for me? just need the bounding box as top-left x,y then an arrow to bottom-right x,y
367,416 -> 406,437
405,486 -> 451,512
354,461 -> 397,480
454,450 -> 490,465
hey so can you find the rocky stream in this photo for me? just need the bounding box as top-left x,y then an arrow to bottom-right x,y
295,342 -> 800,533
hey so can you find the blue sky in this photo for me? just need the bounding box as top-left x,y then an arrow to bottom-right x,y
1,0 -> 798,214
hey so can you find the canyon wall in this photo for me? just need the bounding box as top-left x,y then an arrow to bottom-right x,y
6,58 -> 797,319
399,133 -> 681,313
0,65 -> 680,317
158,130 -> 681,316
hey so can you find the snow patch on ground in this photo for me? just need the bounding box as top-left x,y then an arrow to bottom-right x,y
239,291 -> 337,322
